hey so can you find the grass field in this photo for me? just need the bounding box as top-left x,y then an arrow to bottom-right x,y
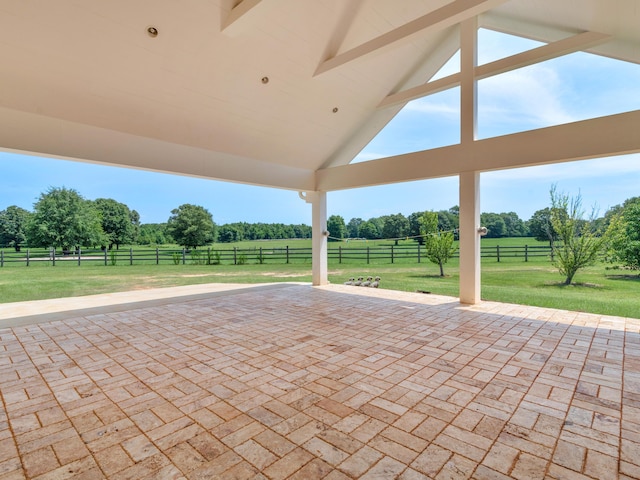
1,237 -> 638,318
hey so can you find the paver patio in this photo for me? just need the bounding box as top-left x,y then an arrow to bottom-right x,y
0,283 -> 639,479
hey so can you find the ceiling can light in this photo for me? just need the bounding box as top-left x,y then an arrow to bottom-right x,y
147,26 -> 158,37
261,76 -> 269,84
332,107 -> 339,113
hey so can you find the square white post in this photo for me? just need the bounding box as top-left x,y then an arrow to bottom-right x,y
459,171 -> 481,304
300,191 -> 328,285
458,17 -> 480,304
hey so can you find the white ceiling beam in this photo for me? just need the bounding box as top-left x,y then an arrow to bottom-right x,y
475,30 -> 611,79
314,0 -> 507,76
379,30 -> 611,109
222,0 -> 262,33
378,72 -> 461,109
481,13 -> 640,65
316,110 -> 640,190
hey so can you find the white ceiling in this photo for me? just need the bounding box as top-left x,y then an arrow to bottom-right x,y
0,0 -> 638,191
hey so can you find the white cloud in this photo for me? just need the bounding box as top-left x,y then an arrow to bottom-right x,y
479,64 -> 576,129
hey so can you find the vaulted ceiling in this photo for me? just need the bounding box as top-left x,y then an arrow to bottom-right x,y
0,0 -> 638,192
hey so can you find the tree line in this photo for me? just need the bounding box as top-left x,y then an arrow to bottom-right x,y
1,187 -> 638,280
0,187 -> 312,251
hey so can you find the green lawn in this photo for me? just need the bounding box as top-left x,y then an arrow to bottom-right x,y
1,238 -> 638,319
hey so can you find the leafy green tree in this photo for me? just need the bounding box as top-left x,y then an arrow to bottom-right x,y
27,187 -> 105,251
130,210 -> 140,244
327,215 -> 346,242
292,224 -> 312,238
358,221 -> 379,239
166,204 -> 216,249
368,217 -> 385,239
420,211 -> 457,276
549,186 -> 613,285
138,223 -> 171,245
610,200 -> 640,271
346,218 -> 363,238
527,208 -> 557,244
407,211 -> 426,244
0,206 -> 31,251
382,213 -> 409,245
500,212 -> 527,237
94,198 -> 135,250
218,224 -> 243,243
480,213 -> 507,238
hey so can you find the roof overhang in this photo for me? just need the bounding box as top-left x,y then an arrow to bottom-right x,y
0,0 -> 638,191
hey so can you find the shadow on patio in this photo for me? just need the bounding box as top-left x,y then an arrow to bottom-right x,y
0,283 -> 638,479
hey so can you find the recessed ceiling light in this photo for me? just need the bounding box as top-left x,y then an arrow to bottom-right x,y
332,107 -> 339,113
261,77 -> 269,84
147,26 -> 158,37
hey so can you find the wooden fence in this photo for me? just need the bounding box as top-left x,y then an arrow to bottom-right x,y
0,244 -> 554,267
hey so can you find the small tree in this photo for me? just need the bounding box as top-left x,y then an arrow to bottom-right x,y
166,204 -> 215,249
549,186 -> 613,285
419,211 -> 457,277
0,206 -> 31,251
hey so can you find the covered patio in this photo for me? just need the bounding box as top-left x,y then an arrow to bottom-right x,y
1,284 -> 639,479
1,1 -> 640,478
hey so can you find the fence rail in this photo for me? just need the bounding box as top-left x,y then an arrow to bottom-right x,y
0,244 -> 554,267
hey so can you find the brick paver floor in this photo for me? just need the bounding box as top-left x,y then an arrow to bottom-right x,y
1,283 -> 639,479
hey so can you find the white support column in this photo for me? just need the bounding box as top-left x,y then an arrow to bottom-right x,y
459,171 -> 481,304
459,17 -> 481,304
299,191 -> 328,286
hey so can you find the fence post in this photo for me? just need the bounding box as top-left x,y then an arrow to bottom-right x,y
104,248 -> 107,266
339,246 -> 342,264
286,245 -> 289,264
496,245 -> 500,262
259,247 -> 263,264
155,247 -> 159,265
417,245 -> 421,263
367,246 -> 370,264
182,248 -> 186,265
27,249 -> 30,267
391,245 -> 394,264
550,243 -> 554,262
77,247 -> 81,266
52,248 -> 55,266
0,250 -> 3,267
233,247 -> 237,265
525,244 -> 528,262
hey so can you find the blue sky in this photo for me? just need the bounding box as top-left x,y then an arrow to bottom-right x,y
1,29 -> 639,225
